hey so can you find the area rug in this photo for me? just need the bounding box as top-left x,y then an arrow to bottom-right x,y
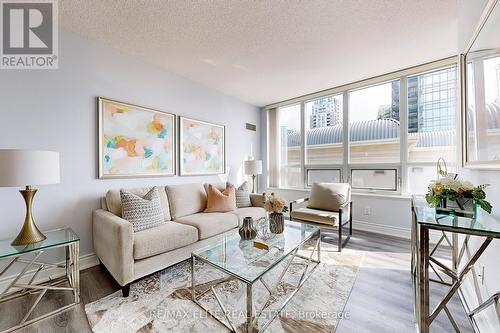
85,246 -> 364,333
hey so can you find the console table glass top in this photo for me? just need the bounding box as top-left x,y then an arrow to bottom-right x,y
0,228 -> 79,259
192,220 -> 319,284
412,195 -> 500,237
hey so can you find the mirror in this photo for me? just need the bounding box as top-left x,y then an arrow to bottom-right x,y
463,1 -> 500,168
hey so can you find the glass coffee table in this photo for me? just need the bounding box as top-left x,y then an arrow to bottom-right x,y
191,220 -> 320,333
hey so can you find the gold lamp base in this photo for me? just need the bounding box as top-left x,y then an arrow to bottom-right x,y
11,186 -> 47,246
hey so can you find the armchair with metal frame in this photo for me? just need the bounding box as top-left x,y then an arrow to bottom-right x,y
289,195 -> 352,252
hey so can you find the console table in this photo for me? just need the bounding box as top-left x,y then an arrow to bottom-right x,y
411,196 -> 500,332
0,228 -> 80,333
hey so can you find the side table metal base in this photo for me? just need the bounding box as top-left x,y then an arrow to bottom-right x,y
0,241 -> 80,333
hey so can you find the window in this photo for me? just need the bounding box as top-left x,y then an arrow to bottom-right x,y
306,168 -> 342,186
466,54 -> 500,162
351,169 -> 398,191
266,59 -> 458,194
407,67 -> 457,163
305,95 -> 343,164
278,104 -> 301,188
348,81 -> 401,164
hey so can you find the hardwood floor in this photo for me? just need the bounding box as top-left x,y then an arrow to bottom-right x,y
1,230 -> 472,333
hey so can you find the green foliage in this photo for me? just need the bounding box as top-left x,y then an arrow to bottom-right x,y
426,181 -> 492,214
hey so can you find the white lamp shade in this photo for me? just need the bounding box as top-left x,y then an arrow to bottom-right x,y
244,159 -> 262,175
0,150 -> 60,187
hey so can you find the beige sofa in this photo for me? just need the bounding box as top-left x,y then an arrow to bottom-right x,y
92,182 -> 265,296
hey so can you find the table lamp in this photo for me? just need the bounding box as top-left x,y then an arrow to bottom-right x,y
0,150 -> 60,245
244,159 -> 262,193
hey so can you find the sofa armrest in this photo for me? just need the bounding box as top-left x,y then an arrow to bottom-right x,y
92,209 -> 134,286
250,193 -> 265,207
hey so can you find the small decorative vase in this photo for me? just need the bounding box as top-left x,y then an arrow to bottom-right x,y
269,212 -> 285,234
239,217 -> 257,240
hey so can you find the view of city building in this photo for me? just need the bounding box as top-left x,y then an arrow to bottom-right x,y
309,96 -> 342,128
310,67 -> 457,133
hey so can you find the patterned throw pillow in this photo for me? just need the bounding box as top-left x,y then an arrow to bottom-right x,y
234,181 -> 252,208
120,187 -> 165,232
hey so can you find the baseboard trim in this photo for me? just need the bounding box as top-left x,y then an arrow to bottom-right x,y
352,220 -> 446,245
353,220 -> 411,239
0,253 -> 99,294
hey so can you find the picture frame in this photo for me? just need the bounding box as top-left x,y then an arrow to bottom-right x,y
98,97 -> 176,179
179,116 -> 226,176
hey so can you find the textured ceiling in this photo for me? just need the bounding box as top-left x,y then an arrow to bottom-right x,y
59,0 -> 458,106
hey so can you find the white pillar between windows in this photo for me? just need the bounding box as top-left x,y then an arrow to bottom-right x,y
400,76 -> 409,194
343,91 -> 350,183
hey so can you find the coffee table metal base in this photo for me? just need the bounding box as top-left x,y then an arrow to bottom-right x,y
191,235 -> 321,333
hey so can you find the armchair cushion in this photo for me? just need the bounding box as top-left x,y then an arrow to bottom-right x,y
307,182 -> 351,212
291,207 -> 347,226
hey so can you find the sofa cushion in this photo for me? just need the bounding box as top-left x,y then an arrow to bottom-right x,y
291,207 -> 349,226
120,188 -> 166,232
203,182 -> 227,193
174,213 -> 238,240
106,186 -> 171,221
230,207 -> 266,226
133,222 -> 198,260
166,183 -> 207,219
307,183 -> 351,212
205,184 -> 237,213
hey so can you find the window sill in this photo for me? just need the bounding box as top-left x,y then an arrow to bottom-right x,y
265,187 -> 412,200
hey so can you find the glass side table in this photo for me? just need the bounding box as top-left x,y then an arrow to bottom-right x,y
411,196 -> 500,333
0,228 -> 80,333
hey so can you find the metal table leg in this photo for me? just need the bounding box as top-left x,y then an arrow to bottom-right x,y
419,224 -> 430,333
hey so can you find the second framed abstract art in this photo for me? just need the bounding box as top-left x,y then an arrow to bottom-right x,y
179,116 -> 225,176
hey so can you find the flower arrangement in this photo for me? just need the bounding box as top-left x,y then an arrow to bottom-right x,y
426,178 -> 492,214
263,193 -> 288,214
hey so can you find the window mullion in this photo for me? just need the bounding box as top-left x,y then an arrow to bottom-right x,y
400,76 -> 409,194
342,91 -> 349,183
300,101 -> 306,188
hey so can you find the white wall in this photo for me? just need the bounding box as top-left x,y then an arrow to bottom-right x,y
0,31 -> 261,260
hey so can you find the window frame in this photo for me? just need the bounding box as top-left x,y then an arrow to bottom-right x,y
350,167 -> 399,192
266,57 -> 458,195
305,166 -> 343,187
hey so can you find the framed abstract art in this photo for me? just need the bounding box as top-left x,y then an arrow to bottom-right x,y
98,97 -> 176,178
179,116 -> 225,175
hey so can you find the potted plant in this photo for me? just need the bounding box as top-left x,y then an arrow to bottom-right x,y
426,178 -> 492,214
264,193 -> 288,234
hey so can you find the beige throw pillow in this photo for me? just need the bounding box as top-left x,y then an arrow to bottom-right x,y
204,184 -> 237,213
121,187 -> 165,232
307,182 -> 350,212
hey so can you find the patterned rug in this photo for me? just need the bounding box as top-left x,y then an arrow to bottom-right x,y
85,244 -> 364,333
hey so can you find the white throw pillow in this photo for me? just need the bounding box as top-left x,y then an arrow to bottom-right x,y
228,181 -> 252,208
121,187 -> 165,232
307,182 -> 350,212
